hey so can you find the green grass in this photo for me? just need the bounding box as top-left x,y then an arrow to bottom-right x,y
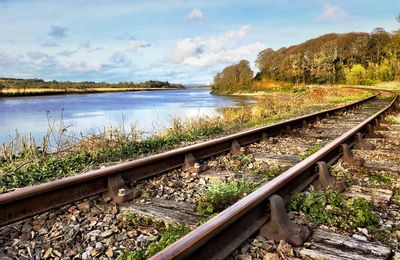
288,190 -> 378,232
296,144 -> 325,161
116,225 -> 190,260
369,174 -> 392,184
116,211 -> 190,259
374,81 -> 400,92
385,115 -> 400,124
196,180 -> 261,216
393,193 -> 400,203
0,126 -> 223,192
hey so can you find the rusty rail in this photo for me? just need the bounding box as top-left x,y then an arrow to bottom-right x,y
0,93 -> 378,227
151,91 -> 399,260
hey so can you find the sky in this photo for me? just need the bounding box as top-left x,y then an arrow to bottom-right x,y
0,0 -> 399,84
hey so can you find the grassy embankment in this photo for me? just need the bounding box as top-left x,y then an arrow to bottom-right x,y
0,86 -> 372,193
0,78 -> 185,96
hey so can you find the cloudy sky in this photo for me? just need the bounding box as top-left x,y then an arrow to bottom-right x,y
0,0 -> 399,84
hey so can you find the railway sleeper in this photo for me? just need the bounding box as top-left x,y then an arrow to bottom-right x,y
298,228 -> 392,260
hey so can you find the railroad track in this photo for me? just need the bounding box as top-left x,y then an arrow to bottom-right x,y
0,89 -> 398,259
152,90 -> 399,260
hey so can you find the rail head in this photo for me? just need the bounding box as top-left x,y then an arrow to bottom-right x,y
151,91 -> 398,259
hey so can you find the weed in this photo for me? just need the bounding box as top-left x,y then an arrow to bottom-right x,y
116,225 -> 190,259
118,211 -> 159,229
296,144 -> 324,161
146,226 -> 190,256
288,190 -> 378,231
369,174 -> 392,184
196,181 -> 260,216
385,115 -> 400,124
393,193 -> 400,203
234,154 -> 254,165
117,250 -> 146,260
250,167 -> 285,178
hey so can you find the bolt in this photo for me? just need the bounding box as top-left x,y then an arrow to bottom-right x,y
118,188 -> 127,197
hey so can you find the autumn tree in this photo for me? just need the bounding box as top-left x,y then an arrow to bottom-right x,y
212,60 -> 253,94
256,29 -> 399,85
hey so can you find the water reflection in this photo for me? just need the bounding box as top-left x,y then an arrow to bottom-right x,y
0,89 -> 251,144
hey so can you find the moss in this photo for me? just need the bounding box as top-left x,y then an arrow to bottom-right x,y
288,190 -> 378,232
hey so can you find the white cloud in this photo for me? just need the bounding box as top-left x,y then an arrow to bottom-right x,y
183,42 -> 265,67
57,49 -> 76,57
64,60 -> 102,72
41,40 -> 60,48
79,40 -> 91,49
48,25 -> 67,39
108,51 -> 132,67
166,25 -> 265,67
167,38 -> 203,63
317,4 -> 351,21
128,39 -> 151,52
186,8 -> 204,21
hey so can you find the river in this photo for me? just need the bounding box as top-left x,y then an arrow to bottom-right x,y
0,89 -> 251,145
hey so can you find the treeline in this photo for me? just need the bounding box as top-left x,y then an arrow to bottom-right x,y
0,78 -> 185,90
212,26 -> 400,94
256,28 -> 399,85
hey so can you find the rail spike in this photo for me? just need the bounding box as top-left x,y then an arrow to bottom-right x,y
314,162 -> 346,192
259,195 -> 310,247
104,173 -> 141,204
341,143 -> 364,167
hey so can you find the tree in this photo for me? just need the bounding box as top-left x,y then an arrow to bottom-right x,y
368,28 -> 391,63
212,60 -> 254,94
344,64 -> 367,85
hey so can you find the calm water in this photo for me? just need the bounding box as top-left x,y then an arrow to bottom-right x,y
0,89 -> 250,145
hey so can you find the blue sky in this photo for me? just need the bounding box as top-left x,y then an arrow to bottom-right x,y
0,0 -> 399,84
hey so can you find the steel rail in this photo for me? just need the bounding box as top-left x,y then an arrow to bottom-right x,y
152,90 -> 399,260
0,93 -> 378,227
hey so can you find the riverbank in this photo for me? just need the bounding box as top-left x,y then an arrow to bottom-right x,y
0,87 -> 182,97
0,78 -> 185,97
0,86 -> 373,193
